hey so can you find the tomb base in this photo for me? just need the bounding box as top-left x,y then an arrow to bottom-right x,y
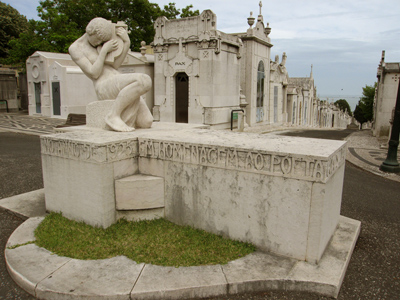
41,124 -> 351,263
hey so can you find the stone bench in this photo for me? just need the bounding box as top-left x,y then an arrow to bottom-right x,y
56,113 -> 86,128
0,99 -> 9,112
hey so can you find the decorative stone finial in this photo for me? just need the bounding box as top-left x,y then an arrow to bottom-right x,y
380,50 -> 385,65
281,52 -> 287,66
310,64 -> 313,79
140,41 -> 147,56
247,12 -> 255,28
265,22 -> 271,36
257,1 -> 264,23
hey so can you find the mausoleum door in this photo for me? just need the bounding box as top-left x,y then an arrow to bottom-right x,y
175,73 -> 189,123
52,82 -> 61,116
34,82 -> 41,114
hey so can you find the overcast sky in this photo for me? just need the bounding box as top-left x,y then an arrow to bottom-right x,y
5,0 -> 400,109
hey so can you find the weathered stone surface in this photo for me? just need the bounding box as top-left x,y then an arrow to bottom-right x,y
131,264 -> 227,299
116,207 -> 164,221
223,251 -> 297,294
0,189 -> 46,219
138,130 -> 347,183
286,216 -> 361,298
5,217 -> 44,248
115,174 -> 164,210
5,244 -> 71,296
137,128 -> 347,262
36,256 -> 144,300
41,131 -> 139,228
86,100 -> 114,130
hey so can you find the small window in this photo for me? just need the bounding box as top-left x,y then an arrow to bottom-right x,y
257,61 -> 265,108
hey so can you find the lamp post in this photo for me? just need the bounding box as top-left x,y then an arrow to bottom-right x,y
380,80 -> 400,173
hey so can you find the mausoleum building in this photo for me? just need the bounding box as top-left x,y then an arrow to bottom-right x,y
27,51 -> 154,119
373,50 -> 400,137
152,10 -> 243,128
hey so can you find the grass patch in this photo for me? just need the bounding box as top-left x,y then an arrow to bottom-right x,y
7,241 -> 35,249
34,213 -> 256,267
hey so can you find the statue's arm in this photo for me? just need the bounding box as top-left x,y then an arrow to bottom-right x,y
113,27 -> 130,69
69,38 -> 118,80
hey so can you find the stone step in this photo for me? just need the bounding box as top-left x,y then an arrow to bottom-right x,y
115,174 -> 164,211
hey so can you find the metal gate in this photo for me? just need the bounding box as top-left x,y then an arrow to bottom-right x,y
34,82 -> 41,114
52,82 -> 61,115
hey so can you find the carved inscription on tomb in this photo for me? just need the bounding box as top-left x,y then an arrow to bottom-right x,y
41,137 -> 138,163
138,139 -> 345,182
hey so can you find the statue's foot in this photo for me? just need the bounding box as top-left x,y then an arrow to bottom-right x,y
105,114 -> 135,132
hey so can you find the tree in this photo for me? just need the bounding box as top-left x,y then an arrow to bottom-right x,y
334,99 -> 352,117
359,84 -> 376,121
353,104 -> 367,129
6,0 -> 199,66
5,19 -> 63,67
0,1 -> 28,59
181,5 -> 199,18
155,2 -> 199,19
36,0 -> 198,50
353,83 -> 376,128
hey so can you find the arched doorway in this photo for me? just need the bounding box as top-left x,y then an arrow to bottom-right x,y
175,73 -> 189,123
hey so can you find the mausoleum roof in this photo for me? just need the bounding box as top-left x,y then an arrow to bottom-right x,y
383,62 -> 400,73
30,51 -> 72,60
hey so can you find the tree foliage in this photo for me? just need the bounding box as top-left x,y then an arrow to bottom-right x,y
353,83 -> 376,126
353,104 -> 367,127
0,1 -> 28,59
5,0 -> 199,66
334,99 -> 352,116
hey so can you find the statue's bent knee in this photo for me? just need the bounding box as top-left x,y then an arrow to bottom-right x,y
140,74 -> 152,93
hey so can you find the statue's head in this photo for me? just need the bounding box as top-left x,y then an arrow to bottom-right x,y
86,17 -> 113,47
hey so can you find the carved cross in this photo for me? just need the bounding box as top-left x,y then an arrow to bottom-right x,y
202,11 -> 211,33
259,1 -> 262,15
155,18 -> 165,38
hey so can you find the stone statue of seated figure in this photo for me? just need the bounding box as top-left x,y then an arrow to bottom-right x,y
69,17 -> 153,132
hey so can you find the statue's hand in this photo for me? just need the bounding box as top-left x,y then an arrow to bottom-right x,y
116,27 -> 130,43
103,39 -> 119,53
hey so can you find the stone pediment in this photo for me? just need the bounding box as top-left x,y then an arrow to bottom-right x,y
169,51 -> 193,73
153,10 -> 218,46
